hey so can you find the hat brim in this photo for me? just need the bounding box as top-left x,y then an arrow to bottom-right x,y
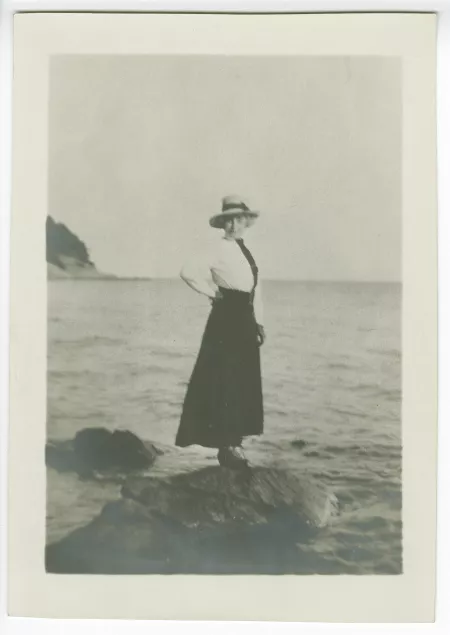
209,209 -> 260,229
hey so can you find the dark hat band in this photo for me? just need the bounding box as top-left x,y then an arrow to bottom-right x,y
222,201 -> 249,213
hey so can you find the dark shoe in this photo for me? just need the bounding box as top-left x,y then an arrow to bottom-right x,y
217,446 -> 249,469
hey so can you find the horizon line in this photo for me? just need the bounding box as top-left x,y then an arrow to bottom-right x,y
76,275 -> 402,284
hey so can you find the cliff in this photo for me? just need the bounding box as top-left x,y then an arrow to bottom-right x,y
46,216 -> 115,279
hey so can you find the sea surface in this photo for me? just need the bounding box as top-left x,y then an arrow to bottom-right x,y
47,279 -> 402,574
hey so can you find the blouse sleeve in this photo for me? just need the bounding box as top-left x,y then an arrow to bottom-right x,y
180,243 -> 218,299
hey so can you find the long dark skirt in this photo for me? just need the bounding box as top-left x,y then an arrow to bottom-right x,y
175,288 -> 264,449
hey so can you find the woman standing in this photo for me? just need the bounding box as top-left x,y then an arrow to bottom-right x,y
175,195 -> 265,468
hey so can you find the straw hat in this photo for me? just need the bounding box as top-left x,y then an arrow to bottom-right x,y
209,195 -> 260,229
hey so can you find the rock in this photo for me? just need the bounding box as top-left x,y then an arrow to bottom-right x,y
46,428 -> 162,476
46,466 -> 338,574
45,439 -> 79,473
46,498 -> 189,574
291,439 -> 308,449
73,427 -> 162,472
123,466 -> 336,529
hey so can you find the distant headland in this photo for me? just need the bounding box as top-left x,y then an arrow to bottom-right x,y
46,216 -> 116,280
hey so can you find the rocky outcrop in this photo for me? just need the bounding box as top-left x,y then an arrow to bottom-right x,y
46,427 -> 162,477
46,466 -> 338,574
46,216 -> 115,279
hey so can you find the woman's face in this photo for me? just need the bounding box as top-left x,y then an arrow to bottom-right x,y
223,215 -> 248,239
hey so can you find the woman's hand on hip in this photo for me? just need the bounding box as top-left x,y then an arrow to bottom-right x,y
210,289 -> 223,304
256,324 -> 266,347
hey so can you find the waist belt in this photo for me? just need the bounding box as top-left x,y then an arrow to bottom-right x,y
217,286 -> 255,306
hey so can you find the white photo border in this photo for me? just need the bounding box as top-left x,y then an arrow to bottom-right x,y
0,1 -> 447,632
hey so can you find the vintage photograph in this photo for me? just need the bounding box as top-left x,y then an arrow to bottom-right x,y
7,7 -> 440,620
43,54 -> 402,575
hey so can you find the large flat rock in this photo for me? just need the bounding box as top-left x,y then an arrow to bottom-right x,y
46,466 -> 338,574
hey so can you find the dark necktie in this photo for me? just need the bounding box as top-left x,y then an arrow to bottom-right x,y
236,238 -> 258,289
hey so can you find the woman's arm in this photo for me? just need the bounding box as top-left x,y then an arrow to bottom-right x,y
253,283 -> 264,327
180,255 -> 217,300
253,284 -> 266,346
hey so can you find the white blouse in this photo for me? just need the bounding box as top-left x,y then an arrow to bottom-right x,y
180,237 -> 264,326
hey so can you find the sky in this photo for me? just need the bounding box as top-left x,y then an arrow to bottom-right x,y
49,55 -> 401,281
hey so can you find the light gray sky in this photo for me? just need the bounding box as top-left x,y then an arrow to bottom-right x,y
49,55 -> 401,281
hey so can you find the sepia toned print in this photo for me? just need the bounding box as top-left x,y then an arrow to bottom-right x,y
45,54 -> 401,575
8,12 -> 436,621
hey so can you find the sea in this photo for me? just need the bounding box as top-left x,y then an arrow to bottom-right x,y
47,279 -> 402,575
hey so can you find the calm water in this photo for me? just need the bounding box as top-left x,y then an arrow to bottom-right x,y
47,279 -> 402,574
